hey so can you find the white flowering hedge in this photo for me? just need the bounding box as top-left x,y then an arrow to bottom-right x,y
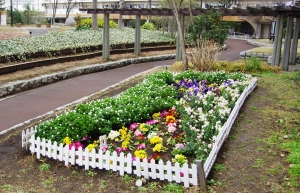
0,28 -> 175,58
34,70 -> 254,163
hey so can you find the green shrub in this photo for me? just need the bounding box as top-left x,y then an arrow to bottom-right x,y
76,17 -> 117,30
213,60 -> 281,73
141,22 -> 156,30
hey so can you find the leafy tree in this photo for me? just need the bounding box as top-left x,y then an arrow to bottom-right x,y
188,10 -> 230,46
22,3 -> 32,25
6,8 -> 22,24
141,22 -> 156,30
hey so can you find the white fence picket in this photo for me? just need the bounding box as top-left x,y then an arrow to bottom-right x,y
134,158 -> 141,177
182,163 -> 189,187
64,145 -> 69,166
149,159 -> 156,179
36,137 -> 41,159
157,160 -> 165,181
174,162 -> 181,183
126,153 -> 132,174
166,161 -> 172,182
142,158 -> 149,179
97,150 -> 104,169
76,147 -> 83,166
119,152 -> 125,176
58,143 -> 63,162
112,151 -> 117,171
84,148 -> 89,170
91,148 -> 96,168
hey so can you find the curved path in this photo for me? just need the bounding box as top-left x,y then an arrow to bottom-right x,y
0,39 -> 256,133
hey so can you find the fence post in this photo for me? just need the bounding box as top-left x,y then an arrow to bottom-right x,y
196,160 -> 207,192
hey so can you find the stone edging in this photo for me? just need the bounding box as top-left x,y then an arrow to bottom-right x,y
0,54 -> 175,98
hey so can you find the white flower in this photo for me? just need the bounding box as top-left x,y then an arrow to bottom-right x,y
107,130 -> 120,140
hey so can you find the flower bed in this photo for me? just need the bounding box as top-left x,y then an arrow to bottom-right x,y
0,28 -> 175,61
22,70 -> 257,187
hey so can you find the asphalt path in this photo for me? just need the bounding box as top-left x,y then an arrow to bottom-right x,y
0,39 -> 256,133
28,28 -> 48,37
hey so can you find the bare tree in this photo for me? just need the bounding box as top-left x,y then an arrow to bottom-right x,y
49,0 -> 60,24
64,0 -> 79,19
164,0 -> 188,71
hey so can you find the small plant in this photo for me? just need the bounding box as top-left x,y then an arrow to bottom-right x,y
1,184 -> 14,191
99,180 -> 106,189
149,182 -> 158,191
163,183 -> 184,193
138,186 -> 148,192
38,163 -> 50,171
214,164 -> 226,172
86,170 -> 97,178
124,174 -> 133,184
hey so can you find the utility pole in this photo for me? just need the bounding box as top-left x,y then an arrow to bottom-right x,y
10,0 -> 13,26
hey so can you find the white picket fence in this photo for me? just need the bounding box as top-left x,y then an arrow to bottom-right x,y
21,77 -> 258,188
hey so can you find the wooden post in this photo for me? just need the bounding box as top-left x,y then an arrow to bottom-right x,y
103,13 -> 110,59
271,14 -> 284,66
196,160 -> 207,192
282,16 -> 294,71
290,17 -> 300,65
134,15 -> 141,56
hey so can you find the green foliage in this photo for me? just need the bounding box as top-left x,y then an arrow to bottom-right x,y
163,183 -> 184,193
141,22 -> 156,30
86,170 -> 97,178
76,17 -> 117,30
245,57 -> 262,72
35,71 -> 178,143
214,163 -> 226,171
188,10 -> 231,46
38,163 -> 50,171
213,60 -> 282,73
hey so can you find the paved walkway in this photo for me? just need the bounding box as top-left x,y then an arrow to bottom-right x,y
0,39 -> 256,133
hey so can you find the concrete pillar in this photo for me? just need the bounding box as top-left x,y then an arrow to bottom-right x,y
92,0 -> 98,30
290,17 -> 300,65
271,14 -> 284,66
282,16 -> 294,71
176,14 -> 184,61
118,0 -> 124,29
103,13 -> 110,59
134,15 -> 141,56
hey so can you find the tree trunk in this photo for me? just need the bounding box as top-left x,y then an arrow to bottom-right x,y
171,0 -> 187,71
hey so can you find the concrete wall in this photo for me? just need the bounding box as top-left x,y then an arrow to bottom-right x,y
0,11 -> 6,26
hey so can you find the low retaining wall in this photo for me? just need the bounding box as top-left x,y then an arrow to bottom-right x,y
0,54 -> 175,98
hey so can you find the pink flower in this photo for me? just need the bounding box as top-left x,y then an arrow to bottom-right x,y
130,123 -> 138,130
116,147 -> 128,154
180,172 -> 184,177
160,110 -> 167,118
146,120 -> 159,125
69,141 -> 84,150
175,143 -> 185,149
134,129 -> 142,136
101,145 -> 108,152
137,143 -> 145,150
167,123 -> 177,133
